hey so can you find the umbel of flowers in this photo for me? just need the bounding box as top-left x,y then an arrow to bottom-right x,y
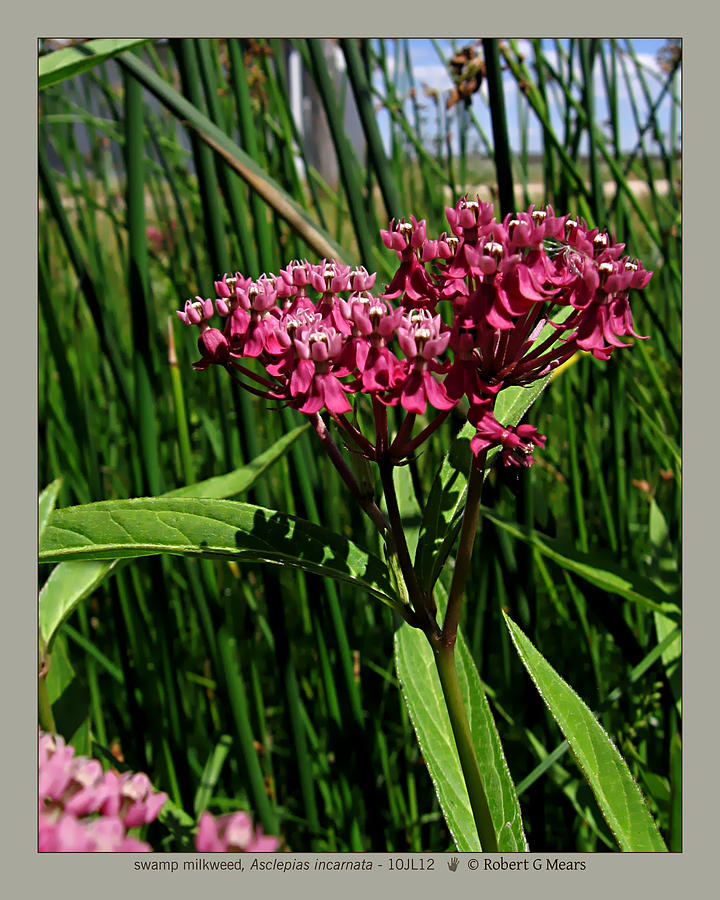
178,198 -> 651,471
39,731 -> 278,852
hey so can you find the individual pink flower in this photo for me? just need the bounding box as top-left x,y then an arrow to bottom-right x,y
103,772 -> 169,829
214,273 -> 253,316
40,813 -> 96,852
393,309 -> 455,414
339,295 -> 403,397
444,196 -> 496,239
308,262 -> 354,334
86,816 -> 153,852
468,400 -> 546,466
177,296 -> 215,326
39,813 -> 152,852
570,258 -> 651,356
381,217 -> 439,305
195,811 -> 278,853
349,265 -> 377,292
290,322 -> 354,414
235,276 -> 282,357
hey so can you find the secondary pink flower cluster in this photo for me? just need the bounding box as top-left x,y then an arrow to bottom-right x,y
39,731 -> 279,853
196,811 -> 278,852
39,731 -> 167,851
178,198 -> 651,467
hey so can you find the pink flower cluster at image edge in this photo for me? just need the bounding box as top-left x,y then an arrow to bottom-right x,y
39,731 -> 278,853
178,198 -> 652,468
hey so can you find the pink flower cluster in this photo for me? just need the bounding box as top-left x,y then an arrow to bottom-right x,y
39,731 -> 167,851
178,199 -> 651,467
39,731 -> 279,853
196,811 -> 278,852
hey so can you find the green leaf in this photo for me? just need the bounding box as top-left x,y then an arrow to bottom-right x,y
44,631 -> 76,705
39,427 -> 309,649
654,611 -> 681,717
39,478 -> 63,542
40,559 -> 119,650
415,377 -> 551,592
39,497 -> 400,611
394,584 -> 527,852
480,507 -> 680,620
39,39 -> 152,91
45,633 -> 92,753
165,424 -> 309,499
503,614 -> 667,852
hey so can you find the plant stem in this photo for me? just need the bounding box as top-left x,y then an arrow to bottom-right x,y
378,458 -> 438,633
38,637 -> 56,734
442,456 -> 486,647
38,630 -> 56,733
433,643 -> 499,851
310,414 -> 421,628
422,452 -> 498,849
38,679 -> 56,734
310,413 -> 389,535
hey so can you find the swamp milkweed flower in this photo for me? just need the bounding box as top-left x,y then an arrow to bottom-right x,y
177,198 -> 651,469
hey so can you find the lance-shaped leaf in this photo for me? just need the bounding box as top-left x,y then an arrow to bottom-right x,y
503,614 -> 667,852
165,424 -> 310,499
394,584 -> 527,852
39,498 -> 400,611
415,377 -> 551,593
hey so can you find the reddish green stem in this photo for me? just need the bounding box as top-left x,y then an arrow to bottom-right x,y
310,413 -> 388,535
442,453 -> 486,648
432,641 -> 499,851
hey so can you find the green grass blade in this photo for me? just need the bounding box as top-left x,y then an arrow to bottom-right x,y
124,68 -> 163,496
340,38 -> 404,221
217,627 -> 279,834
305,40 -> 376,263
579,40 -> 605,223
193,734 -> 233,817
39,39 -> 152,90
482,39 -> 514,216
226,39 -> 275,272
116,49 -> 352,265
479,506 -> 680,620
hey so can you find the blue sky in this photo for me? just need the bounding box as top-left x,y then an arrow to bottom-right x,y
367,38 -> 680,157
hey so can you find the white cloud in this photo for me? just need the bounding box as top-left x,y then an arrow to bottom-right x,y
412,63 -> 454,92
